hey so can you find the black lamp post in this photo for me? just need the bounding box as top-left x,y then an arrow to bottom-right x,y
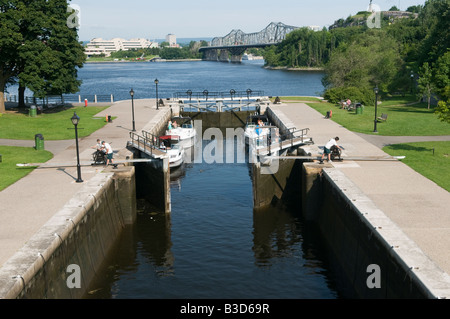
130,88 -> 136,132
230,89 -> 236,100
246,88 -> 252,100
373,86 -> 379,133
71,112 -> 83,183
154,78 -> 159,110
410,71 -> 414,94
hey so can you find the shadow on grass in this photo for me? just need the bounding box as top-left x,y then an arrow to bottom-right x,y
6,104 -> 77,115
385,104 -> 436,114
385,144 -> 432,152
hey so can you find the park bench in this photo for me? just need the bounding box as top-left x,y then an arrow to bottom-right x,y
377,113 -> 388,122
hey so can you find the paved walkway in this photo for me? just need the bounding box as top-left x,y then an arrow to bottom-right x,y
0,99 -> 164,267
272,102 -> 450,281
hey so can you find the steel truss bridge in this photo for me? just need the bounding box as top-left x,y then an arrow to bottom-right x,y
199,22 -> 299,62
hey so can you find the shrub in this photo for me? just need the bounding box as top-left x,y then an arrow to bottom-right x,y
323,86 -> 375,106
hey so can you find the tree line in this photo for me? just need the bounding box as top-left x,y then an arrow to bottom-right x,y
263,0 -> 449,122
107,40 -> 209,60
0,0 -> 85,113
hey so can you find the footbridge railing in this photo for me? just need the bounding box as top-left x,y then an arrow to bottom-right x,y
128,132 -> 167,159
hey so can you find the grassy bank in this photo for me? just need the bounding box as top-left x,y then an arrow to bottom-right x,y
305,95 -> 450,136
383,141 -> 450,192
0,105 -> 110,140
0,146 -> 53,191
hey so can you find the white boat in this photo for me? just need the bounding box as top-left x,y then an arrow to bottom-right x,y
244,114 -> 271,148
242,53 -> 253,60
159,135 -> 185,168
166,116 -> 197,148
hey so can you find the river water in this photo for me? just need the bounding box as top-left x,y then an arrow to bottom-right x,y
76,60 -> 325,101
78,60 -> 341,299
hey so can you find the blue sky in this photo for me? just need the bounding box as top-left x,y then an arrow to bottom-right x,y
72,0 -> 425,41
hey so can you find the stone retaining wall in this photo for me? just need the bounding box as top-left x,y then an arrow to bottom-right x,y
0,168 -> 136,299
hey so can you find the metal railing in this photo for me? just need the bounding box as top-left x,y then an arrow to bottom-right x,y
129,132 -> 163,157
254,126 -> 312,156
285,127 -> 310,146
62,94 -> 114,104
173,89 -> 265,101
2,93 -> 115,105
141,130 -> 164,150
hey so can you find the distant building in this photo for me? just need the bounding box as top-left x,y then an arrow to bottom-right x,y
165,34 -> 180,48
84,38 -> 159,57
308,25 -> 322,32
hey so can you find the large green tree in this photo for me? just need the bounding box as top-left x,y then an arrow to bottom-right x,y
0,0 -> 85,113
433,51 -> 450,100
417,62 -> 435,109
263,27 -> 340,68
0,1 -> 23,113
416,0 -> 450,67
323,30 -> 402,95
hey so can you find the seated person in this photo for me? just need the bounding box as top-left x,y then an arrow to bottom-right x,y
92,139 -> 106,153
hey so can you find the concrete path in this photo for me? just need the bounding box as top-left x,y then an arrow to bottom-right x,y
0,99 -> 165,268
271,102 -> 450,280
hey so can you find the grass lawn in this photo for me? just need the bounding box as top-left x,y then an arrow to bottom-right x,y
0,146 -> 53,191
383,141 -> 450,192
305,95 -> 450,136
0,105 -> 110,140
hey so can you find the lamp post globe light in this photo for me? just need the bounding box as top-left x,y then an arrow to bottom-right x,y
230,89 -> 236,100
373,86 -> 379,133
154,79 -> 159,110
130,88 -> 136,132
71,112 -> 83,183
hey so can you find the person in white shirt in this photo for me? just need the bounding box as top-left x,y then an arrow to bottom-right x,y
102,141 -> 114,165
91,139 -> 104,152
320,137 -> 341,163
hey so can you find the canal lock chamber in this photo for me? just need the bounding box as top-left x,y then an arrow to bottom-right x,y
126,111 -> 430,299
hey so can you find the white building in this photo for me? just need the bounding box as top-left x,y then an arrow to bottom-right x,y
165,34 -> 180,48
308,25 -> 322,32
85,38 -> 159,57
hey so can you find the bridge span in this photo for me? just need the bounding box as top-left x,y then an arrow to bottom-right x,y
199,22 -> 299,63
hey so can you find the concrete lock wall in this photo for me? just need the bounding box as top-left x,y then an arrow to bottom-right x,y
135,154 -> 171,213
301,165 -> 448,298
266,107 -> 296,139
252,159 -> 302,210
143,107 -> 173,136
137,107 -> 172,214
0,168 -> 136,299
